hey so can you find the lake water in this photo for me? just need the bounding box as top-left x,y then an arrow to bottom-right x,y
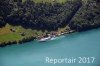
0,28 -> 100,66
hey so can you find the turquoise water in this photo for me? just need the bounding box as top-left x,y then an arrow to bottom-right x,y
0,28 -> 100,66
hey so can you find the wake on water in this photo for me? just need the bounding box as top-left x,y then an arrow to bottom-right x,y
50,35 -> 65,41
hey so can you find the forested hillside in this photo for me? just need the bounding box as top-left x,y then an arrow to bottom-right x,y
0,0 -> 100,31
69,0 -> 100,31
3,0 -> 82,31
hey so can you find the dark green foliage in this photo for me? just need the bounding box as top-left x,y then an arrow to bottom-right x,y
0,0 -> 13,17
5,0 -> 82,31
0,0 -> 100,31
0,18 -> 6,28
69,0 -> 100,31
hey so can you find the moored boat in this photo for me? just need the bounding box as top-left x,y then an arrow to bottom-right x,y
38,36 -> 51,42
38,35 -> 56,42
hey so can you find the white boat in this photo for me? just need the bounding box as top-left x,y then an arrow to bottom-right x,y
38,36 -> 51,42
38,35 -> 56,42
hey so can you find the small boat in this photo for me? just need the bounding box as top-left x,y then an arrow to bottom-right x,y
38,36 -> 51,42
38,35 -> 56,42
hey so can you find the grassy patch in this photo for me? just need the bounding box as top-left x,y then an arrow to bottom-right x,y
0,24 -> 48,44
0,24 -> 30,43
0,33 -> 22,42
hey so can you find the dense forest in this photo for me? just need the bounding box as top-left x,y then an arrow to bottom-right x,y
69,0 -> 100,31
0,0 -> 100,31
